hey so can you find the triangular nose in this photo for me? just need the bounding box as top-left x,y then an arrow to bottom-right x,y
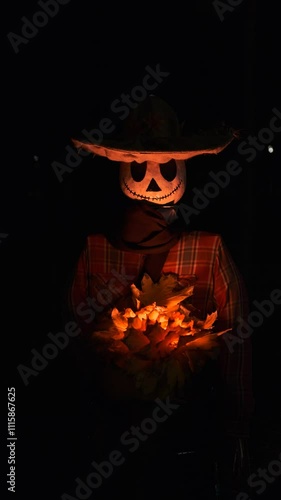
146,178 -> 161,192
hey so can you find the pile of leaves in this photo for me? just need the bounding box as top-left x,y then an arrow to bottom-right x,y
90,273 -> 230,398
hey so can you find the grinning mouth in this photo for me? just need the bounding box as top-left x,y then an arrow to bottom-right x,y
122,178 -> 183,201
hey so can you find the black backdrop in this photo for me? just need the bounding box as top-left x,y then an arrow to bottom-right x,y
2,1 -> 281,499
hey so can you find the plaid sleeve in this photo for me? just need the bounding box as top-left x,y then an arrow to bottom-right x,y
214,236 -> 255,436
65,235 -> 144,335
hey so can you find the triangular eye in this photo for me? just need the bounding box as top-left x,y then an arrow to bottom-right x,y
160,160 -> 177,181
131,161 -> 147,182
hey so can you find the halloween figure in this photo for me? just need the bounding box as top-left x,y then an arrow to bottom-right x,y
65,95 -> 254,499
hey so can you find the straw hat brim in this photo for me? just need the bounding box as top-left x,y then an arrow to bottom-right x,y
72,132 -> 234,163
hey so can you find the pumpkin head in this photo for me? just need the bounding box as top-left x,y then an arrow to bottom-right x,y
119,159 -> 186,205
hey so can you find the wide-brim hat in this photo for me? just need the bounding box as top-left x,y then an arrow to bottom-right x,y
72,95 -> 235,163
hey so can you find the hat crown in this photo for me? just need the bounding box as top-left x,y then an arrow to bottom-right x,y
121,95 -> 181,144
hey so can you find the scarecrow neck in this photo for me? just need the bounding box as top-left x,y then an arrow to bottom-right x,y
104,201 -> 184,255
156,206 -> 178,224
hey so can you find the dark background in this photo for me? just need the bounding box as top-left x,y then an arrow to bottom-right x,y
2,1 -> 281,499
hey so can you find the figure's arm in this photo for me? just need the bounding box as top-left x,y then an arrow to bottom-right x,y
213,236 -> 255,436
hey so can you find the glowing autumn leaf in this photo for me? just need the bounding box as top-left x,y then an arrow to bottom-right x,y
111,307 -> 130,332
202,311 -> 218,330
136,273 -> 194,309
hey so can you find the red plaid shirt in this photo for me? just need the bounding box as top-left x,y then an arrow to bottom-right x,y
68,230 -> 254,435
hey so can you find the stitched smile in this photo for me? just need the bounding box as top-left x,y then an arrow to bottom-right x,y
122,178 -> 183,201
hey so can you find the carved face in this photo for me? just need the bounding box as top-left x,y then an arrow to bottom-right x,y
119,160 -> 186,205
